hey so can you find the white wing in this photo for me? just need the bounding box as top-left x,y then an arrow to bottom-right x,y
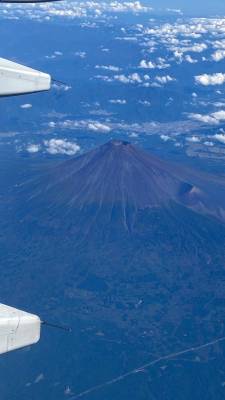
0,303 -> 41,354
0,57 -> 51,96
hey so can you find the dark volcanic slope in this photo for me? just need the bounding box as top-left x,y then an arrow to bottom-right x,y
21,140 -> 225,228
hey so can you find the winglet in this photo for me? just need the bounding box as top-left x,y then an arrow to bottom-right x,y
0,58 -> 51,96
0,304 -> 41,355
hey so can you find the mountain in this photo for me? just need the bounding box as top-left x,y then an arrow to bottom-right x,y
1,140 -> 225,400
17,140 -> 225,233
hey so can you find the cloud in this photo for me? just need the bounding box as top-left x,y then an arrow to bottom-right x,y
95,65 -> 121,72
188,110 -> 225,125
211,110 -> 225,121
27,144 -> 40,153
213,101 -> 225,108
138,18 -> 225,74
3,0 -> 152,22
213,40 -> 225,50
166,8 -> 183,14
115,35 -> 138,42
113,73 -> 142,84
155,75 -> 175,84
188,113 -> 219,125
20,103 -> 32,109
74,51 -> 86,58
109,99 -> 127,104
48,121 -> 56,128
129,132 -> 138,138
160,134 -> 170,141
48,119 -> 112,133
212,50 -> 225,62
87,122 -> 111,132
94,75 -> 113,83
95,72 -> 153,87
44,139 -> 80,155
204,141 -> 214,147
214,134 -> 225,144
138,100 -> 151,106
139,60 -> 155,69
139,58 -> 170,69
45,50 -> 63,59
49,118 -> 203,139
52,83 -> 72,92
186,136 -> 200,143
171,43 -> 207,63
195,73 -> 225,86
186,43 -> 207,53
108,1 -> 151,13
34,373 -> 44,384
185,55 -> 198,64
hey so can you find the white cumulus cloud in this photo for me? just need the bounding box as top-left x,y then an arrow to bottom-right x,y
27,144 -> 40,153
214,133 -> 225,144
139,58 -> 169,69
87,122 -> 111,132
195,73 -> 225,86
155,75 -> 175,84
212,50 -> 225,62
186,136 -> 200,143
188,113 -> 219,124
185,55 -> 198,64
114,73 -> 142,84
211,110 -> 225,121
95,65 -> 120,72
44,139 -> 80,155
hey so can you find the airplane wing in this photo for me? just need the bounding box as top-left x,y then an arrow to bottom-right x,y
0,304 -> 41,354
0,57 -> 51,96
